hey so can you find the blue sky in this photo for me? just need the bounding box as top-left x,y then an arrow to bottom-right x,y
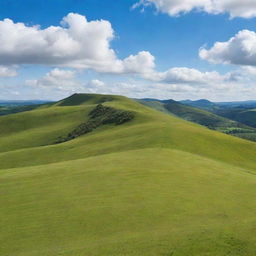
1,0 -> 256,101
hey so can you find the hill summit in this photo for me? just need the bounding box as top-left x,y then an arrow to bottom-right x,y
56,93 -> 117,106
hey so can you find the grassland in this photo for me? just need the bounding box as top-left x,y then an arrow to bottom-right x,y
180,99 -> 256,138
216,108 -> 256,128
140,99 -> 256,142
1,94 -> 256,256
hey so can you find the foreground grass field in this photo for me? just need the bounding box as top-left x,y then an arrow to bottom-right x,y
1,94 -> 256,255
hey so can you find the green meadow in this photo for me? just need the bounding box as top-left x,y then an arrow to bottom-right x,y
1,94 -> 256,256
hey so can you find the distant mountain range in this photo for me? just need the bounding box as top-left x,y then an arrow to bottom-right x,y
142,98 -> 256,109
180,99 -> 256,109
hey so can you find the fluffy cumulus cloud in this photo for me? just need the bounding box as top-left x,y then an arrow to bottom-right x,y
25,68 -> 81,91
0,13 -> 155,74
199,30 -> 256,66
122,51 -> 155,74
144,67 -> 227,85
134,0 -> 256,18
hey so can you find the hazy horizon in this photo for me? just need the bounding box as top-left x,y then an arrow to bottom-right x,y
2,93 -> 256,104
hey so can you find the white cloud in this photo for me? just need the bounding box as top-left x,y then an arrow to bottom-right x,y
26,65 -> 242,96
199,30 -> 256,67
142,67 -> 235,89
82,77 -> 243,100
241,66 -> 256,76
122,51 -> 155,74
20,65 -> 256,101
87,79 -> 106,88
0,13 -> 155,74
0,13 -> 117,71
134,0 -> 256,18
0,66 -> 17,77
25,68 -> 81,91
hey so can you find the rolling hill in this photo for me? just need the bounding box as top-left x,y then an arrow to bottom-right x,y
215,107 -> 256,128
139,99 -> 256,142
1,93 -> 256,256
180,99 -> 256,111
180,99 -> 256,135
180,99 -> 217,111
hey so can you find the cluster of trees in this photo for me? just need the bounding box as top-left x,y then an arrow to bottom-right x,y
89,104 -> 134,125
56,104 -> 134,143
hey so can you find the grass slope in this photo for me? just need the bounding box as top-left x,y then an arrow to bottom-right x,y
180,99 -> 256,141
216,108 -> 256,128
213,107 -> 256,141
1,93 -> 256,256
140,99 -> 256,141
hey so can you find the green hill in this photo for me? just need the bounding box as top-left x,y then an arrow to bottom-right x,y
180,99 -> 256,112
214,108 -> 256,141
179,99 -> 256,138
216,107 -> 256,127
180,99 -> 218,111
139,99 -> 256,142
1,94 -> 256,256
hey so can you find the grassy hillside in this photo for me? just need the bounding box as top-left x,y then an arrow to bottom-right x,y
180,99 -> 256,139
164,100 -> 242,130
217,107 -> 256,141
139,99 -> 256,142
216,108 -> 256,127
1,93 -> 256,256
